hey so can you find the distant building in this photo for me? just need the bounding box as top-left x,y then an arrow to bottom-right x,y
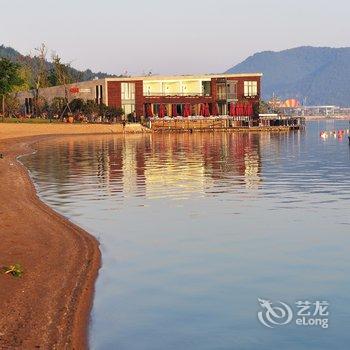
16,73 -> 262,117
280,105 -> 350,117
300,106 -> 339,116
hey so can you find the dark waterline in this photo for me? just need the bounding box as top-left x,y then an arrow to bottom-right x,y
22,121 -> 350,350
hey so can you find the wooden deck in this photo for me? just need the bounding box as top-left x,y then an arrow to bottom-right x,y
149,119 -> 303,133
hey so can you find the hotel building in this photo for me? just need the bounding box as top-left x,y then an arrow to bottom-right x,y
17,73 -> 262,118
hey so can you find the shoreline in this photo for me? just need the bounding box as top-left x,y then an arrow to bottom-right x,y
0,124 -> 149,348
0,135 -> 101,348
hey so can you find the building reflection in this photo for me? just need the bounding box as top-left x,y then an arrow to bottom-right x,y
27,132 -> 268,199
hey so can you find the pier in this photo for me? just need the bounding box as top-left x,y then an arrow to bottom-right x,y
148,115 -> 305,132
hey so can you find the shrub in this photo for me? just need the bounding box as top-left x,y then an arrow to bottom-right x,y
3,263 -> 23,278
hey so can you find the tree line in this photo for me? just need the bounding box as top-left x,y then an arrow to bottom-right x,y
0,44 -> 124,121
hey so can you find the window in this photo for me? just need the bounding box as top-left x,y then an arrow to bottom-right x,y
202,81 -> 211,96
153,104 -> 159,116
121,83 -> 135,100
217,83 -> 226,100
25,98 -> 33,114
95,85 -> 103,104
244,81 -> 258,97
227,81 -> 237,100
122,104 -> 135,116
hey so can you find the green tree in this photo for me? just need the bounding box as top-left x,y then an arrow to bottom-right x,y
21,43 -> 50,116
49,97 -> 67,117
69,98 -> 85,113
4,95 -> 21,117
50,53 -> 74,87
83,99 -> 100,116
0,58 -> 23,119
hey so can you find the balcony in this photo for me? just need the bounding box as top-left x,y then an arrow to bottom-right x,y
144,92 -> 211,97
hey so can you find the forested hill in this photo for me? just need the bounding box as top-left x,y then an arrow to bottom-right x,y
0,44 -> 116,82
226,46 -> 350,106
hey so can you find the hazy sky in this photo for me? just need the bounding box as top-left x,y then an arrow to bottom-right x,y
1,0 -> 349,75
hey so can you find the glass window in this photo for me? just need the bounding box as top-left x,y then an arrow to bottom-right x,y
244,81 -> 258,97
121,83 -> 135,100
122,104 -> 135,115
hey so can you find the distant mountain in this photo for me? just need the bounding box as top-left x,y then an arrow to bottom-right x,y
0,44 -> 116,82
226,46 -> 350,106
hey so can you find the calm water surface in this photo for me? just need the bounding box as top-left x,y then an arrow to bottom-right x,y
22,121 -> 350,350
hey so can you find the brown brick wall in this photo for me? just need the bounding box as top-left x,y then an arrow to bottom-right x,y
211,78 -> 218,101
107,81 -> 121,109
134,80 -> 144,117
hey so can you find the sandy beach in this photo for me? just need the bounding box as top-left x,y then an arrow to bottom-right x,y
0,123 -> 148,348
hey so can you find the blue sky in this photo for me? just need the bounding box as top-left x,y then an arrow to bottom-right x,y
1,0 -> 349,75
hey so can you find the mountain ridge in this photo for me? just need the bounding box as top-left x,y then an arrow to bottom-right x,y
0,44 -> 116,83
226,46 -> 350,106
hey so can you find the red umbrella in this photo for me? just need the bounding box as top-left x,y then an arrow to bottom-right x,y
172,104 -> 178,117
183,104 -> 191,118
159,104 -> 165,118
204,103 -> 210,117
212,102 -> 219,116
146,104 -> 153,118
241,103 -> 245,116
242,103 -> 247,116
247,103 -> 254,116
199,103 -> 204,116
237,103 -> 243,116
229,102 -> 236,116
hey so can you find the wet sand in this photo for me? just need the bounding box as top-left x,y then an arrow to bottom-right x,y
0,123 -> 148,348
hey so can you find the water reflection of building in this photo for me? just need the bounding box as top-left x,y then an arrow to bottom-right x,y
29,133 -> 266,199
96,133 -> 264,196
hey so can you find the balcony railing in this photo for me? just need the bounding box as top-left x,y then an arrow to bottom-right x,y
144,92 -> 211,97
217,93 -> 238,100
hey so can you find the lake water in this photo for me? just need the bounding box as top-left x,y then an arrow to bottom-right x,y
22,120 -> 350,350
